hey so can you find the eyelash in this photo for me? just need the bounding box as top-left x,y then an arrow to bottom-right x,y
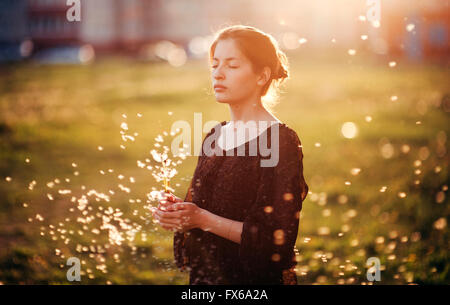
212,65 -> 238,69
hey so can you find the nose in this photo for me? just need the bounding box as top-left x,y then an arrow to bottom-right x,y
212,66 -> 225,80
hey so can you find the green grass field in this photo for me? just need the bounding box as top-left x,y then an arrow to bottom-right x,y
0,51 -> 448,284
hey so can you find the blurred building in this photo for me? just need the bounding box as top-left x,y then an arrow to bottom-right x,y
0,0 -> 31,61
0,0 -> 448,61
380,0 -> 449,60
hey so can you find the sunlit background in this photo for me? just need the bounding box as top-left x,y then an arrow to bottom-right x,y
0,0 -> 448,284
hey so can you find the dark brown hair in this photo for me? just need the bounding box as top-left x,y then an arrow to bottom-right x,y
209,25 -> 289,111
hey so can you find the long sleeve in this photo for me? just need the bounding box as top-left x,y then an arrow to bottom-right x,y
238,127 -> 308,282
173,179 -> 193,271
173,122 -> 224,272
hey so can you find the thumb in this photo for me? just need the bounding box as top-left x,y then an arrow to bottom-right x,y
173,202 -> 187,210
167,193 -> 183,203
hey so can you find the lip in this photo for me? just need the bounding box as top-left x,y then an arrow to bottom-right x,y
214,85 -> 227,90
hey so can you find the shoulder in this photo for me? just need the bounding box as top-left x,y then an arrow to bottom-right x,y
273,123 -> 303,151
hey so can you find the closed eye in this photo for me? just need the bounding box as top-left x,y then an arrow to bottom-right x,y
212,65 -> 239,69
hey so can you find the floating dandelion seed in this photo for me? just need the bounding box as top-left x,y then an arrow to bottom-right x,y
406,24 -> 415,32
389,230 -> 399,239
341,224 -> 350,232
25,158 -> 30,163
375,236 -> 385,245
337,195 -> 348,204
391,95 -> 398,101
436,191 -> 445,204
348,49 -> 356,56
389,61 -> 397,67
168,111 -> 173,116
365,116 -> 372,122
398,192 -> 407,198
98,146 -> 103,151
299,38 -> 307,44
264,206 -> 273,214
401,144 -> 411,154
28,180 -> 36,190
318,227 -> 330,236
26,117 -> 194,280
137,113 -> 142,117
350,168 -> 361,175
271,253 -> 281,262
5,177 -> 12,182
434,217 -> 447,230
346,209 -> 357,218
358,15 -> 366,21
120,122 -> 128,130
341,122 -> 358,138
361,35 -> 368,40
322,209 -> 331,217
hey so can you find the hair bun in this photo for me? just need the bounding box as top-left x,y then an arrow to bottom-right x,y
277,67 -> 288,79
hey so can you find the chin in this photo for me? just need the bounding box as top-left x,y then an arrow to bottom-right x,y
214,94 -> 231,104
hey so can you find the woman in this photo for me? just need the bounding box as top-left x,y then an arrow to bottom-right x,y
152,25 -> 309,285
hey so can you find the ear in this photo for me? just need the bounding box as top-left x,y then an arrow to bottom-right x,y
256,66 -> 271,86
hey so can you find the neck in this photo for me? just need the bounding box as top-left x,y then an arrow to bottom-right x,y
228,94 -> 277,124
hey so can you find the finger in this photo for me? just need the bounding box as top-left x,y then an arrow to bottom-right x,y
160,191 -> 178,202
170,194 -> 183,203
154,212 -> 180,225
158,204 -> 174,211
165,204 -> 183,212
158,218 -> 181,226
172,202 -> 188,210
160,222 -> 182,231
155,209 -> 183,219
158,191 -> 171,202
155,212 -> 184,225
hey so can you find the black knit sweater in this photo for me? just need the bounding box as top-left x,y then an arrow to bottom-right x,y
174,120 -> 309,284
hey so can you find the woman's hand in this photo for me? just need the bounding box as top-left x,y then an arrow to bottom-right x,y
152,202 -> 206,232
157,191 -> 183,211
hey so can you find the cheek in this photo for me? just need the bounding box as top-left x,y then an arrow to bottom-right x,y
228,69 -> 257,92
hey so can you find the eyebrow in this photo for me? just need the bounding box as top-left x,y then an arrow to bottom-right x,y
212,57 -> 239,61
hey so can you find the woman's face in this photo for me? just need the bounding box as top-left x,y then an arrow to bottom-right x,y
211,39 -> 265,105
